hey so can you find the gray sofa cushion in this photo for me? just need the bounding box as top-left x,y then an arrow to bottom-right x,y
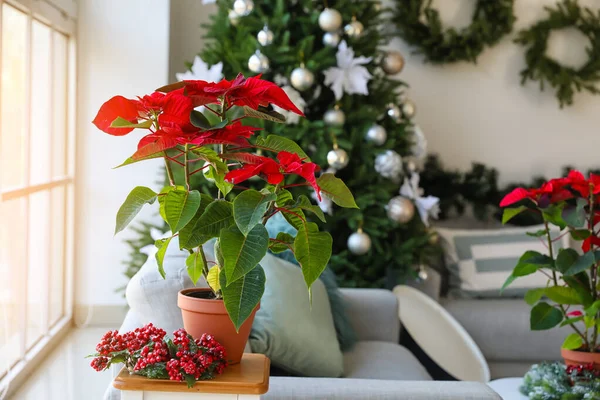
265,378 -> 501,400
442,298 -> 568,362
340,289 -> 400,343
343,341 -> 432,381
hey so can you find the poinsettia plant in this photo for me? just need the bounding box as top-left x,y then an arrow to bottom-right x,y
501,171 -> 600,353
93,74 -> 357,330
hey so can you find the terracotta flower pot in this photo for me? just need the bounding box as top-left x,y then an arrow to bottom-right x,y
177,288 -> 258,364
561,348 -> 600,371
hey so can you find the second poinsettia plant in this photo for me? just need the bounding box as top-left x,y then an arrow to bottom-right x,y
501,171 -> 600,354
94,74 -> 357,330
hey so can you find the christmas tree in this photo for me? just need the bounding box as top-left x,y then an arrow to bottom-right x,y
124,0 -> 441,289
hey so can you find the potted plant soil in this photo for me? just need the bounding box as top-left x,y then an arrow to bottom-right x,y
501,171 -> 600,369
93,74 -> 357,364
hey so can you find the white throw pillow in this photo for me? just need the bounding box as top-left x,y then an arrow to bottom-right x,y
437,225 -> 570,298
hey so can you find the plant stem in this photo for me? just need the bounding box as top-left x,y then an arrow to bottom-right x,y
589,192 -> 598,351
163,152 -> 175,186
545,220 -> 589,346
198,246 -> 210,279
184,144 -> 190,191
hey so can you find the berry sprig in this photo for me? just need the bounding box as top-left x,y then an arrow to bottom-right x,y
89,324 -> 227,387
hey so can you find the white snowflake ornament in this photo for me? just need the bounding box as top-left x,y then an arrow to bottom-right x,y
176,56 -> 223,83
273,86 -> 306,125
399,172 -> 440,227
323,41 -> 372,100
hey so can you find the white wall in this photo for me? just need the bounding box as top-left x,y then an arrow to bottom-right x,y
76,0 -> 170,307
169,0 -> 216,82
387,0 -> 600,185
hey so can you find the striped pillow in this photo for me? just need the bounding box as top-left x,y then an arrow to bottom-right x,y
437,226 -> 570,298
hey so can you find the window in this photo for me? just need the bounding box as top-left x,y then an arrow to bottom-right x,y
0,0 -> 76,393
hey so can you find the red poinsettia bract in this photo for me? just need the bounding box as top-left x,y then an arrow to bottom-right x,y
224,151 -> 321,200
166,74 -> 304,116
92,74 -> 303,160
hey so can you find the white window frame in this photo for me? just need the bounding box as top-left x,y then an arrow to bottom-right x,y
0,0 -> 77,396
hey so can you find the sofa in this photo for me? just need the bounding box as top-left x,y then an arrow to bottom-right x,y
104,247 -> 500,400
415,264 -> 571,379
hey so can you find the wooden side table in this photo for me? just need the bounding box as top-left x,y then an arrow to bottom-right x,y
113,353 -> 270,400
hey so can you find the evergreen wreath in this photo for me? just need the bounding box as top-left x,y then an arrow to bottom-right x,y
392,0 -> 515,64
515,0 -> 600,108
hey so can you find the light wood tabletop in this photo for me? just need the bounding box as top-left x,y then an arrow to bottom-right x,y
113,353 -> 270,395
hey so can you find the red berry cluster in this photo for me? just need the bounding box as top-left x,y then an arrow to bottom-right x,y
89,324 -> 227,386
165,330 -> 228,382
567,363 -> 599,377
90,356 -> 109,372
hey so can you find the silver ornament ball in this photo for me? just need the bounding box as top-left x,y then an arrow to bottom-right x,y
324,109 -> 346,127
375,150 -> 403,180
365,124 -> 387,146
386,196 -> 415,224
248,51 -> 270,73
257,26 -> 274,46
327,148 -> 349,170
323,31 -> 342,47
347,231 -> 372,255
290,66 -> 315,91
228,9 -> 241,26
382,51 -> 405,75
318,8 -> 343,32
402,100 -> 416,119
386,103 -> 402,122
344,20 -> 364,38
233,0 -> 254,16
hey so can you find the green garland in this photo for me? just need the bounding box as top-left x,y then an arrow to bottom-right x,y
515,0 -> 600,108
392,0 -> 515,64
520,362 -> 600,399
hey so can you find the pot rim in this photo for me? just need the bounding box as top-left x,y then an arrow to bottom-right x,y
561,347 -> 600,359
178,288 -> 227,315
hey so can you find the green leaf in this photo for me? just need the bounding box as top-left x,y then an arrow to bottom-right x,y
276,189 -> 294,206
220,224 -> 269,285
501,274 -> 517,292
562,198 -> 587,228
556,248 -> 579,273
190,147 -> 228,175
570,229 -> 591,240
110,117 -> 153,129
294,222 -> 333,290
560,316 -> 584,327
530,302 -> 563,330
154,236 -> 173,279
562,333 -> 584,350
564,251 -> 595,276
526,229 -> 548,238
269,232 -> 295,254
185,252 -> 205,286
115,186 -> 158,235
115,152 -> 165,168
502,206 -> 528,224
205,165 -> 233,197
524,288 -> 546,306
542,204 -> 566,230
178,194 -> 214,249
584,316 -> 595,329
184,373 -> 196,388
280,208 -> 307,231
219,264 -> 266,332
215,239 -> 225,268
194,200 -> 234,239
233,189 -> 276,236
563,275 -> 594,307
189,110 -> 211,129
316,174 -> 358,209
585,300 -> 600,316
206,266 -> 220,292
291,195 -> 326,222
255,135 -> 310,161
161,189 -> 201,234
544,286 -> 581,305
243,105 -> 286,123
